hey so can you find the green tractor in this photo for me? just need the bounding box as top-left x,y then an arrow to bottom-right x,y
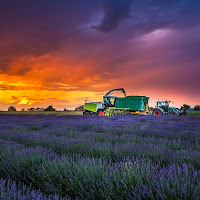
83,88 -> 149,116
152,100 -> 186,116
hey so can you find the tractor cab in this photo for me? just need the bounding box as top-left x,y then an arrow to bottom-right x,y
157,101 -> 170,107
156,101 -> 171,112
103,88 -> 126,108
104,96 -> 117,108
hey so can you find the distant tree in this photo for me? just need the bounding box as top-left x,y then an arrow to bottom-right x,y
64,108 -> 68,111
75,105 -> 84,111
194,105 -> 200,111
35,107 -> 44,111
181,104 -> 191,110
8,106 -> 16,111
27,108 -> 35,111
44,105 -> 56,111
21,108 -> 25,111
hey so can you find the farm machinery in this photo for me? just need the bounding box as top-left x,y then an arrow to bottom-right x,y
152,100 -> 186,116
83,88 -> 149,116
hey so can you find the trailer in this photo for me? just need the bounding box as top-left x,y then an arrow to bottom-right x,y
115,96 -> 149,115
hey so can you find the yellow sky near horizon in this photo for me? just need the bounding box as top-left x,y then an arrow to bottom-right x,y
0,84 -> 199,111
0,52 -> 199,111
0,89 -> 104,109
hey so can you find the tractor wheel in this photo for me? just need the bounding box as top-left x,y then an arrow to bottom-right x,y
97,110 -> 104,116
152,108 -> 163,116
83,112 -> 90,117
169,111 -> 178,116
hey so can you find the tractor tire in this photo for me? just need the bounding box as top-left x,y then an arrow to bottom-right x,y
169,111 -> 178,116
97,110 -> 104,116
83,112 -> 90,117
152,108 -> 163,116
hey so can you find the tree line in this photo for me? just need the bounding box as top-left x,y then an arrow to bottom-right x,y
5,104 -> 200,112
6,105 -> 84,112
181,104 -> 200,111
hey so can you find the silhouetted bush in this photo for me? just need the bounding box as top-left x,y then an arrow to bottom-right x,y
44,105 -> 56,111
194,105 -> 200,111
8,106 -> 16,111
181,104 -> 191,110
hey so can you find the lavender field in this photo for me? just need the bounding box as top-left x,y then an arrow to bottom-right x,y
0,114 -> 200,200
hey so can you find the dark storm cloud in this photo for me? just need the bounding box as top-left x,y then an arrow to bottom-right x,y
1,0 -> 199,65
129,0 -> 200,36
93,0 -> 200,34
92,0 -> 133,32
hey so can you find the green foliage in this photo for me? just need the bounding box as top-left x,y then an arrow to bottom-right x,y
181,104 -> 191,110
187,111 -> 200,115
149,107 -> 154,111
194,105 -> 200,111
104,108 -> 129,116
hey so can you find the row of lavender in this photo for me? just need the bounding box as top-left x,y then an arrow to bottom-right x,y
0,114 -> 200,199
0,178 -> 65,200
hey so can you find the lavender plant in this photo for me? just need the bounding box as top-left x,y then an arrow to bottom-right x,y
0,114 -> 199,199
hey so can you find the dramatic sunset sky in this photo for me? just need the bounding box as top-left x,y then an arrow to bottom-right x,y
0,0 -> 200,110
